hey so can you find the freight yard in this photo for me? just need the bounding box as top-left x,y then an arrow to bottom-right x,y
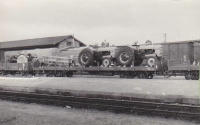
0,35 -> 199,124
0,35 -> 200,123
1,1 -> 200,124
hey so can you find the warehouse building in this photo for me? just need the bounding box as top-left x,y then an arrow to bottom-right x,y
0,35 -> 86,61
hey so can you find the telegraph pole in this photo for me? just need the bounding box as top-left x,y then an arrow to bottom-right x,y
163,33 -> 167,43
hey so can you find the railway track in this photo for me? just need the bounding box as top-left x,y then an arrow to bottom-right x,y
0,90 -> 200,122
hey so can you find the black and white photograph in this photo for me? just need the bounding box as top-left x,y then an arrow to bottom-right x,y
0,0 -> 200,125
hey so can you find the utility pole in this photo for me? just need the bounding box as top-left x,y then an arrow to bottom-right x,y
163,33 -> 167,43
72,34 -> 75,47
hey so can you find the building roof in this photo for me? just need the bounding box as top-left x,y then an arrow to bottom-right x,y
154,39 -> 200,45
0,35 -> 86,50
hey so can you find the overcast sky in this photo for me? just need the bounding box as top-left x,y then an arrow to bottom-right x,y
0,0 -> 200,45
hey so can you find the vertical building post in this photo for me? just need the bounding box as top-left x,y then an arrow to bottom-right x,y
164,33 -> 167,43
0,50 -> 5,62
72,34 -> 75,48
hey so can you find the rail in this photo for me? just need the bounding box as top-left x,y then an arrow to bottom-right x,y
0,90 -> 199,122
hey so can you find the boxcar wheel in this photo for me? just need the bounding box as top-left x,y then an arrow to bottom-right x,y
191,73 -> 199,80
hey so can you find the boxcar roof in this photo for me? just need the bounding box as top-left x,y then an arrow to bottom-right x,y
0,35 -> 86,50
155,39 -> 200,45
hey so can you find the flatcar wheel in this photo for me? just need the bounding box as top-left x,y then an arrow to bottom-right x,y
137,73 -> 141,79
185,73 -> 191,80
147,74 -> 153,79
68,72 -> 73,77
163,71 -> 171,78
61,72 -> 65,77
66,72 -> 73,77
49,73 -> 53,77
21,72 -> 27,77
129,73 -> 134,79
119,73 -> 124,78
1,71 -> 5,76
137,73 -> 145,79
125,72 -> 130,79
69,72 -> 73,77
66,72 -> 70,77
56,72 -> 62,77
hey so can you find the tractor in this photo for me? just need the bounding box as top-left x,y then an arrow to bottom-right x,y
78,44 -> 142,67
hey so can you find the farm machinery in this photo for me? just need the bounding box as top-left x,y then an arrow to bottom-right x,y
77,42 -> 163,68
4,40 -> 163,69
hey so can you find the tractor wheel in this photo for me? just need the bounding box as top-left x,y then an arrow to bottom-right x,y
78,48 -> 94,67
116,47 -> 134,66
147,57 -> 156,67
102,58 -> 111,67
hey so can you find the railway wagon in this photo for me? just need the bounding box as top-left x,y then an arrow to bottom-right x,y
0,62 -> 32,75
0,61 -> 161,79
161,40 -> 200,80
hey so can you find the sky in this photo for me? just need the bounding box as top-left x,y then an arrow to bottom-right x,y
0,0 -> 200,45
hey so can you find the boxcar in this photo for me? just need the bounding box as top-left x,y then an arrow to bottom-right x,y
161,40 -> 200,80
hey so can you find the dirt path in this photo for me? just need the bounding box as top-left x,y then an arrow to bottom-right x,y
0,100 -> 198,125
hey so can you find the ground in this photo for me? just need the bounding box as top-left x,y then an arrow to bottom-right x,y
0,76 -> 199,97
0,100 -> 198,125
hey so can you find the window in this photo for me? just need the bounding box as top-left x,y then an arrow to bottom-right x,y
67,42 -> 72,46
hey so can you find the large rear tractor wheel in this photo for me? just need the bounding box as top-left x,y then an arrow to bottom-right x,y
78,48 -> 94,67
116,47 -> 134,67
